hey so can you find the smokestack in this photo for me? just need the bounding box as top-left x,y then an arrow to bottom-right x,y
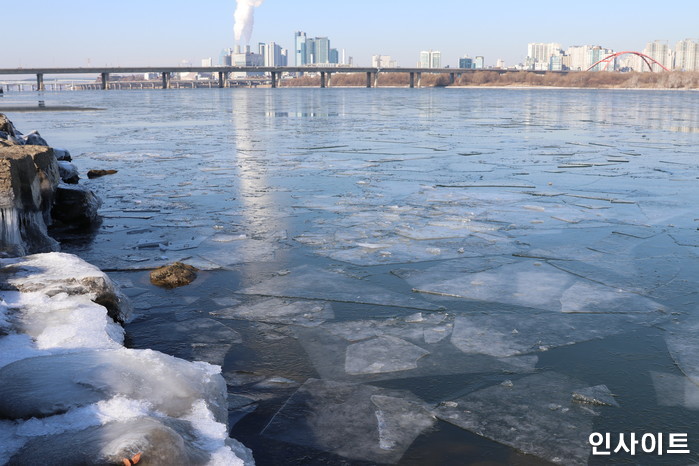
234,0 -> 264,45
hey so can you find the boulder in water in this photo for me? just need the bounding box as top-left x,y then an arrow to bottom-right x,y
52,183 -> 102,227
57,160 -> 80,184
150,262 -> 198,289
87,169 -> 118,178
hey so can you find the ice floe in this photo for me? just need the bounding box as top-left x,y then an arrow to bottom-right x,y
238,265 -> 443,311
432,372 -> 603,465
262,378 -> 435,464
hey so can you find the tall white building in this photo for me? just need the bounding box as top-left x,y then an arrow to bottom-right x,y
259,42 -> 288,67
419,50 -> 441,68
372,55 -> 397,68
527,42 -> 562,69
674,39 -> 699,71
567,45 -> 590,71
564,45 -> 614,71
644,40 -> 673,72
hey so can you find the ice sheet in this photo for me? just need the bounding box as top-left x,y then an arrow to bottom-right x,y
238,265 -> 443,311
210,297 -> 334,327
450,309 -> 664,358
293,323 -> 537,384
650,372 -> 699,410
262,378 -> 435,464
433,372 -> 599,465
664,316 -> 699,387
405,260 -> 664,314
345,336 -> 430,375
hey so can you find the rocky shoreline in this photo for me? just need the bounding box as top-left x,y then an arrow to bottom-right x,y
0,114 -> 253,465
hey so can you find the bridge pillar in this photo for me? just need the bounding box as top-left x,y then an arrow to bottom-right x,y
218,72 -> 225,88
320,71 -> 326,88
374,72 -> 379,88
36,73 -> 44,91
162,72 -> 170,89
271,71 -> 277,88
450,72 -> 455,84
409,72 -> 415,88
417,72 -> 422,88
327,72 -> 332,88
366,72 -> 372,88
100,73 -> 109,90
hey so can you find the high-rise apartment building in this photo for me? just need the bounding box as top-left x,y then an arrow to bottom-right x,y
329,49 -> 339,64
419,50 -> 441,68
644,40 -> 673,72
294,31 -> 307,66
315,37 -> 330,64
565,45 -> 613,71
675,39 -> 699,71
259,42 -> 288,67
527,43 -> 562,63
474,56 -> 485,69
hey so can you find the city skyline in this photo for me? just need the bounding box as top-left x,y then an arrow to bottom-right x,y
3,0 -> 699,69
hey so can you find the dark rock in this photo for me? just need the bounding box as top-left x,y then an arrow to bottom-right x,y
150,262 -> 198,289
21,130 -> 48,146
87,169 -> 118,178
53,148 -> 72,161
52,183 -> 102,227
0,145 -> 60,255
57,160 -> 79,184
0,113 -> 22,144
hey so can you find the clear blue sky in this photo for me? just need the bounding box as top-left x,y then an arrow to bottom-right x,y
3,0 -> 698,68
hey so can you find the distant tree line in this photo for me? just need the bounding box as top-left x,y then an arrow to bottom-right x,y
281,71 -> 699,89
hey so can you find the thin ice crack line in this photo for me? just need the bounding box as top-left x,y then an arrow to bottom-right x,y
230,292 -> 445,311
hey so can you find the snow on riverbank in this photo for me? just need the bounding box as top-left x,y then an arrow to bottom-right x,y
0,252 -> 253,465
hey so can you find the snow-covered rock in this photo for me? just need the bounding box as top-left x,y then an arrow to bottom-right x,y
0,252 -> 253,465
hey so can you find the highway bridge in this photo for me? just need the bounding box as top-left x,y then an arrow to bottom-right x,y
0,66 -> 560,91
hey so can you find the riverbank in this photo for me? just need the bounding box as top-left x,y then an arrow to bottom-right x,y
0,114 -> 253,465
280,70 -> 699,89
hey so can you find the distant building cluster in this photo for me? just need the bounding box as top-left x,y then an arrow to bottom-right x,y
372,55 -> 397,68
218,43 -> 288,68
525,39 -> 699,72
294,31 -> 344,66
459,56 -> 485,69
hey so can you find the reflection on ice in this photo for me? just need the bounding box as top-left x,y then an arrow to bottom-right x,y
262,378 -> 435,464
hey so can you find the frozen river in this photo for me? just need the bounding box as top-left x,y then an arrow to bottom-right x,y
5,87 -> 699,464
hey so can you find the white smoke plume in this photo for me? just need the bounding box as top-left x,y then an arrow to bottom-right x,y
234,0 -> 264,44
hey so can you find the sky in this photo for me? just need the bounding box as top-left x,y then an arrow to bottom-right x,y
2,0 -> 698,69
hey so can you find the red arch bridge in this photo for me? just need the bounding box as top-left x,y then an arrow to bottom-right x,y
586,51 -> 670,72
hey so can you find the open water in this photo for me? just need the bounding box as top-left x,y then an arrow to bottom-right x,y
4,87 -> 699,465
